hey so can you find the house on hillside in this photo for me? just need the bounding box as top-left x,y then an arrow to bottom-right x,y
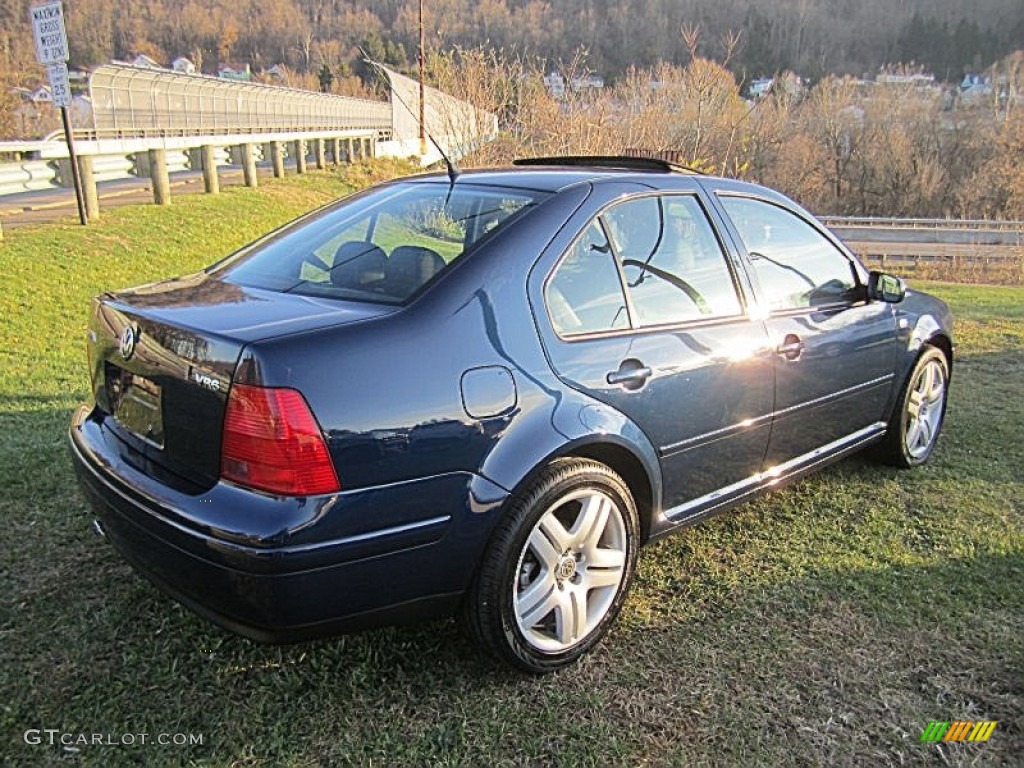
218,62 -> 252,81
874,67 -> 941,100
26,85 -> 53,103
570,74 -> 604,92
747,73 -> 804,102
543,72 -> 604,99
543,72 -> 565,99
172,57 -> 196,75
7,85 -> 59,138
959,72 -> 993,105
876,71 -> 936,87
748,77 -> 774,100
131,53 -> 163,69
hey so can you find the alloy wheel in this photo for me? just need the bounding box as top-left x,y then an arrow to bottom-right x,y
513,488 -> 628,653
904,356 -> 947,460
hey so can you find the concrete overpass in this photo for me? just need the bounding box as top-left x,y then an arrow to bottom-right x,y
0,62 -> 497,223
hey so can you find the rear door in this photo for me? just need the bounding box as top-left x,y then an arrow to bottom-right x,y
533,183 -> 774,516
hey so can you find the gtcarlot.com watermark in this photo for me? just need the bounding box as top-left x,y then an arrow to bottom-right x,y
24,729 -> 204,748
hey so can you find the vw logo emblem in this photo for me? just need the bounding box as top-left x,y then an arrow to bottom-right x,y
555,555 -> 577,582
119,326 -> 137,360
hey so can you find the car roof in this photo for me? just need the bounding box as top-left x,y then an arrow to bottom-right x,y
402,160 -> 783,202
403,156 -> 724,191
402,167 -> 645,193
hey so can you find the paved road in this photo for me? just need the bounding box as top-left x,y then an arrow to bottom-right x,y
0,166 -> 278,229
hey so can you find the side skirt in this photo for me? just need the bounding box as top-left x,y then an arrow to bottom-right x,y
647,422 -> 887,542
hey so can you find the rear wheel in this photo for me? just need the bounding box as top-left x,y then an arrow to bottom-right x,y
877,346 -> 949,467
462,459 -> 639,673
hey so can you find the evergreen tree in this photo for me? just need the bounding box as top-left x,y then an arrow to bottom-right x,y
318,62 -> 334,92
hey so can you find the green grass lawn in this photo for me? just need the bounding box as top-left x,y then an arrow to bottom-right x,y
1,168 -> 1021,766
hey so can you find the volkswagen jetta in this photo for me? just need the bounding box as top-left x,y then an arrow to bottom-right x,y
69,157 -> 953,672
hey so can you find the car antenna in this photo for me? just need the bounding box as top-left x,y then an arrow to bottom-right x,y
361,54 -> 461,186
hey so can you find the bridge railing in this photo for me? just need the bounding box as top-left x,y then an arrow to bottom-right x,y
0,62 -> 498,200
89,63 -> 393,137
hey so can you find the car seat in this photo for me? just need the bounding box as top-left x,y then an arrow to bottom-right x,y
385,245 -> 445,297
330,241 -> 387,291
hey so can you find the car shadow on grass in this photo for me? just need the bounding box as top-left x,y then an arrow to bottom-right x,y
3,349 -> 1022,765
5,455 -> 1021,766
6,529 -> 1020,766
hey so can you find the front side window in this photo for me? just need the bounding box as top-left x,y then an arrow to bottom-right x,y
719,196 -> 859,311
220,182 -> 548,304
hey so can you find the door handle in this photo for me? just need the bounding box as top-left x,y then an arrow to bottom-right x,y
607,361 -> 652,389
776,334 -> 804,361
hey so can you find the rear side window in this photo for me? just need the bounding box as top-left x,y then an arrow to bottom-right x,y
545,194 -> 742,336
546,221 -> 629,336
719,196 -> 859,311
220,182 -> 548,304
606,196 -> 741,325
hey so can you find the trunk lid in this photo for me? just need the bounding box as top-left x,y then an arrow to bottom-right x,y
87,272 -> 395,492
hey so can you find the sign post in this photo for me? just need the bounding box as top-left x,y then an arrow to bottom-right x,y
30,0 -> 87,225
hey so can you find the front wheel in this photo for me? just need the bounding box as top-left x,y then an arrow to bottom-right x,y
461,459 -> 639,673
877,346 -> 949,467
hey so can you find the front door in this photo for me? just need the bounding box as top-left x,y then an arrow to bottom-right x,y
714,193 -> 899,467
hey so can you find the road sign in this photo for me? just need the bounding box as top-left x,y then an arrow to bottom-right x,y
30,0 -> 68,65
29,0 -> 84,225
47,63 -> 71,107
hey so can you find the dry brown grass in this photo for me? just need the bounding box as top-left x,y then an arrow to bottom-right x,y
861,249 -> 1024,286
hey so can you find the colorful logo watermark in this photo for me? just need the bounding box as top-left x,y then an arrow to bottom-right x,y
920,721 -> 997,743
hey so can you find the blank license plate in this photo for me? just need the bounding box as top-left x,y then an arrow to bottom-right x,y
107,367 -> 164,448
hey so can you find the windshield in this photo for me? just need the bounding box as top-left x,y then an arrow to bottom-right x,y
218,182 -> 549,304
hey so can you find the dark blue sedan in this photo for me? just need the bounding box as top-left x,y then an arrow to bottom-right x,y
69,157 -> 953,672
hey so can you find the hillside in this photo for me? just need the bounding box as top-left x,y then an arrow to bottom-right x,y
1,0 -> 1023,87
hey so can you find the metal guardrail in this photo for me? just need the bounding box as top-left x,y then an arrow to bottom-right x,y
827,221 -> 1022,247
825,215 -> 1021,282
860,251 -> 1020,264
821,216 -> 1024,231
857,250 -> 1021,286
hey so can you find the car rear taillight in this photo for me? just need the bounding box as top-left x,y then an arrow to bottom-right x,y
221,384 -> 340,496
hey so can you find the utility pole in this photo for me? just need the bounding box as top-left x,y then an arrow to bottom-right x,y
419,0 -> 427,156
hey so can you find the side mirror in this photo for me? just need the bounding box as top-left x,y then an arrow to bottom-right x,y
867,271 -> 906,303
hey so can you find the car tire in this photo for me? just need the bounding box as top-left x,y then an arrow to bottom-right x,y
877,345 -> 949,468
461,458 -> 639,673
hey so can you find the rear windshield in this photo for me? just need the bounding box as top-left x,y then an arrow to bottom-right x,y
218,182 -> 549,304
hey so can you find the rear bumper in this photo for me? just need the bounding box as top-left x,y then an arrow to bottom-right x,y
69,406 -> 509,641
